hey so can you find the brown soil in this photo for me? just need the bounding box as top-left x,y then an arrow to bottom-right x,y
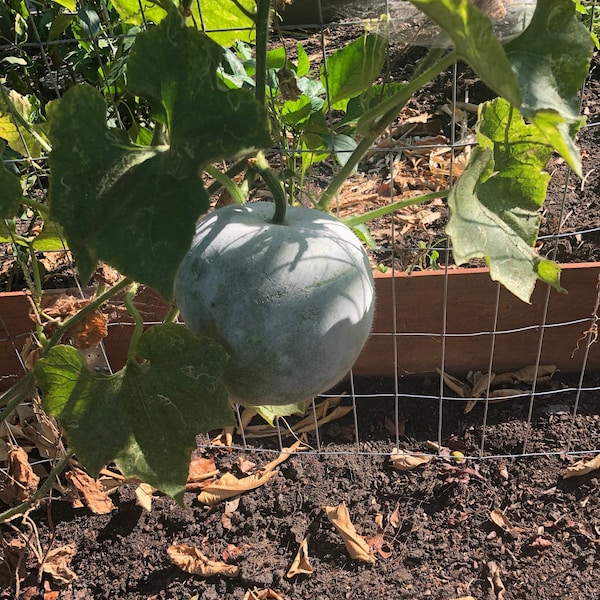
2,20 -> 600,600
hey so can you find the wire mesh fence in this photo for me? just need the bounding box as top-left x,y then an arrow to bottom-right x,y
0,0 -> 599,480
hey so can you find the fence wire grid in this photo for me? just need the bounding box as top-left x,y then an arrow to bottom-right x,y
1,0 -> 599,478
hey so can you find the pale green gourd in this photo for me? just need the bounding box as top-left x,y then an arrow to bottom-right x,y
175,201 -> 375,406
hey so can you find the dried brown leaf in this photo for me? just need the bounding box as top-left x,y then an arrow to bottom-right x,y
562,454 -> 600,479
167,544 -> 238,577
323,502 -> 376,563
237,456 -> 257,474
287,536 -> 313,578
471,372 -> 495,397
243,589 -> 286,600
437,369 -> 470,398
390,448 -> 433,471
489,509 -> 524,534
222,497 -> 240,530
135,483 -> 156,512
366,528 -> 392,559
487,561 -> 506,600
389,505 -> 401,529
493,365 -> 557,385
42,543 -> 78,585
65,468 -> 115,514
187,457 -> 218,482
0,445 -> 40,505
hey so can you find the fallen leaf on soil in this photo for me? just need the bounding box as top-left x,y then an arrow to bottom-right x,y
236,456 -> 257,474
135,483 -> 157,512
389,505 -> 401,528
198,439 -> 304,505
211,426 -> 234,447
323,502 -> 376,563
287,535 -> 313,578
527,535 -> 553,550
65,467 -> 115,514
493,365 -> 557,385
366,526 -> 392,559
242,589 -> 286,600
0,445 -> 40,504
42,543 -> 78,585
487,561 -> 506,600
221,497 -> 240,530
0,538 -> 26,588
390,448 -> 433,471
187,456 -> 218,482
562,454 -> 600,479
167,544 -> 238,578
489,509 -> 525,535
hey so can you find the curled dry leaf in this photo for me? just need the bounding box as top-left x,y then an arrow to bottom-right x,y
66,467 -> 115,514
211,427 -> 234,447
287,536 -> 313,578
390,448 -> 433,471
323,502 -> 376,563
198,439 -> 303,505
562,454 -> 600,479
168,544 -> 238,578
487,561 -> 506,600
187,456 -> 218,482
222,497 -> 240,530
135,483 -> 157,512
0,445 -> 40,505
236,456 -> 257,474
489,509 -> 525,535
42,543 -> 78,585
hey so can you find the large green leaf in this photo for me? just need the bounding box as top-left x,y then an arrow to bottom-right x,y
48,10 -> 270,299
321,34 -> 387,111
0,141 -> 22,218
110,0 -> 169,26
36,324 -> 235,504
447,98 -> 561,303
409,0 -> 521,107
190,0 -> 257,46
505,0 -> 594,175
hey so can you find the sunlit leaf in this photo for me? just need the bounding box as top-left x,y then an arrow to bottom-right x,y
447,98 -> 560,302
0,141 -> 22,218
36,324 -> 234,503
48,10 -> 270,298
190,0 -> 257,46
110,0 -> 168,25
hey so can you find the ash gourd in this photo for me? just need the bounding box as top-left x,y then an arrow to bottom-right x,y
175,201 -> 375,407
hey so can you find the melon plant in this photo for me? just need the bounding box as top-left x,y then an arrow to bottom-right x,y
174,201 -> 375,406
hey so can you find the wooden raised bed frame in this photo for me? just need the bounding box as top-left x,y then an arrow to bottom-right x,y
1,262 -> 599,392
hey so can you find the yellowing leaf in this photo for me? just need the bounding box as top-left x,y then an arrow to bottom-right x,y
562,454 -> 600,479
390,448 -> 433,471
42,543 -> 77,585
323,502 -> 376,563
168,544 -> 238,578
287,536 -> 313,578
65,467 -> 115,515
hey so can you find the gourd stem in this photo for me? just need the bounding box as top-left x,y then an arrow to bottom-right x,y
124,283 -> 143,365
253,152 -> 287,224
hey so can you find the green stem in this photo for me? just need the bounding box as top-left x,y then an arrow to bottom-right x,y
342,190 -> 448,228
254,0 -> 271,107
317,51 -> 457,212
205,165 -> 246,204
123,283 -> 143,365
253,152 -> 287,224
28,243 -> 43,299
206,159 -> 248,196
0,372 -> 35,418
42,277 -> 132,355
163,304 -> 180,324
0,452 -> 73,524
24,199 -> 50,220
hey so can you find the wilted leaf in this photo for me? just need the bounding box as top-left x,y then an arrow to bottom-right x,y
65,467 -> 115,514
236,456 -> 256,474
167,544 -> 238,578
0,445 -> 40,505
562,454 -> 600,479
489,509 -> 524,534
187,457 -> 218,482
287,536 -> 313,578
222,497 -> 240,530
42,543 -> 77,585
390,448 -> 433,471
437,369 -> 470,398
493,365 -> 557,385
323,502 -> 376,563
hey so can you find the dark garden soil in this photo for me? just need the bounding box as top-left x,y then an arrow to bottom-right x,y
2,18 -> 600,600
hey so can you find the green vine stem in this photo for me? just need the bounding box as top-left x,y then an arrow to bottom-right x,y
42,277 -> 132,355
254,0 -> 272,107
343,189 -> 448,228
205,165 -> 246,204
253,152 -> 287,224
123,283 -> 143,365
317,51 -> 457,211
0,452 -> 73,524
163,303 -> 180,324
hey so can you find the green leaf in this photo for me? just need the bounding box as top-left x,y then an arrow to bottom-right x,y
48,10 -> 270,299
447,98 -> 558,302
36,324 -> 235,504
505,0 -> 594,175
254,402 -> 306,426
0,141 -> 22,218
296,42 -> 310,78
110,0 -> 168,25
0,87 -> 45,157
190,0 -> 256,46
51,0 -> 76,10
409,0 -> 521,107
321,34 -> 387,111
